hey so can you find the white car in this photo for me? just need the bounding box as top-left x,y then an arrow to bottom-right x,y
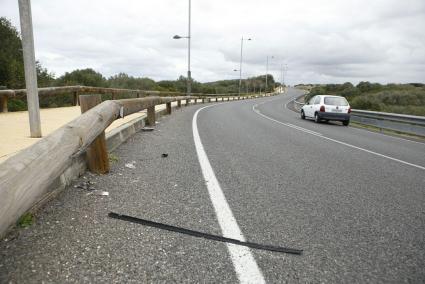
300,95 -> 351,126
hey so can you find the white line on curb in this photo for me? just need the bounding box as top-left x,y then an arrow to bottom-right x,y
253,102 -> 425,171
193,105 -> 266,284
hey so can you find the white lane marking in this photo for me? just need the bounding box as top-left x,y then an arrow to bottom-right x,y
284,96 -> 425,146
253,104 -> 323,136
193,105 -> 266,284
253,103 -> 425,171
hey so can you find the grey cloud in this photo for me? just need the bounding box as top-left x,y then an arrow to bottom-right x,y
1,0 -> 424,84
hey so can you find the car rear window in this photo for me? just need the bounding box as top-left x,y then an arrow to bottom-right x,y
324,97 -> 348,106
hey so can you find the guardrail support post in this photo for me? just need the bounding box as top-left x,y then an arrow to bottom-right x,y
185,99 -> 190,106
202,98 -> 205,103
166,102 -> 172,114
73,91 -> 79,106
194,98 -> 197,104
177,100 -> 181,108
0,96 -> 8,113
79,95 -> 109,174
147,106 -> 155,126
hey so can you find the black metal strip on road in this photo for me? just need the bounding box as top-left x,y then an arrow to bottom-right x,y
108,212 -> 303,255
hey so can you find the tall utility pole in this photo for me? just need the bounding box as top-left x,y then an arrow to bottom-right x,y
238,37 -> 251,96
265,55 -> 273,94
187,0 -> 191,96
18,0 -> 42,137
173,0 -> 191,96
281,63 -> 284,92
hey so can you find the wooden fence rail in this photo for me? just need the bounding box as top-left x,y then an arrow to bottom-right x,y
0,93 -> 274,237
0,85 -> 251,112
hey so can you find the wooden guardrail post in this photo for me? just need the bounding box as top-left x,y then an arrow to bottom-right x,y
202,98 -> 205,103
166,102 -> 172,114
147,106 -> 155,126
185,98 -> 190,106
72,91 -> 79,106
79,95 -> 109,174
177,100 -> 181,108
0,96 -> 8,113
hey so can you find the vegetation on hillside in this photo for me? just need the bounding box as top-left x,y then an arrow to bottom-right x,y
0,17 -> 277,111
304,82 -> 425,116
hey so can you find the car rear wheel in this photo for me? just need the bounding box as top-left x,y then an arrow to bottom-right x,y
314,113 -> 320,123
301,110 -> 305,119
343,120 -> 350,126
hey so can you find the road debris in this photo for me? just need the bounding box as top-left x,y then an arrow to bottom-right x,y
74,181 -> 95,191
87,190 -> 109,196
108,212 -> 303,255
141,127 -> 154,132
161,153 -> 168,158
125,161 -> 136,169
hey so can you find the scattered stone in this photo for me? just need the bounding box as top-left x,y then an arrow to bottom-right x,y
87,190 -> 109,196
74,181 -> 95,191
161,153 -> 168,158
125,161 -> 136,169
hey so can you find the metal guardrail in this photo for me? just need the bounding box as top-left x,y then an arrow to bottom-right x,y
350,110 -> 425,137
291,98 -> 425,137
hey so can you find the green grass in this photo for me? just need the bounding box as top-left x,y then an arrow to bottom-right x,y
350,121 -> 425,142
108,153 -> 119,163
17,212 -> 34,228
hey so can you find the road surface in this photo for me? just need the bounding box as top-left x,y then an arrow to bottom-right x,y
1,88 -> 424,283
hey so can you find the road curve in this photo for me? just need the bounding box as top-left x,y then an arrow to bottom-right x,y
197,88 -> 425,282
1,89 -> 424,283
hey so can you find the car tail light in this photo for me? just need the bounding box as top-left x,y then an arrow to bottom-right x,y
320,105 -> 325,112
348,107 -> 351,113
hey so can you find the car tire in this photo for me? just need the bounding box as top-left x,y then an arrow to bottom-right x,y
301,110 -> 305,119
314,112 -> 320,123
343,120 -> 350,126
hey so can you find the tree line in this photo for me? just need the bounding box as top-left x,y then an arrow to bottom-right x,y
0,17 -> 277,111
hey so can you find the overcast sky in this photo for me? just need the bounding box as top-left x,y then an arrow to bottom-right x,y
1,0 -> 425,85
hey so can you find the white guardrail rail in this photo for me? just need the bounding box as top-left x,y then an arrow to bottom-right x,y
292,99 -> 425,137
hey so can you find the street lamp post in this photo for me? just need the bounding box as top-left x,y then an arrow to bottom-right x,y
265,55 -> 274,94
18,0 -> 42,137
173,0 -> 191,96
238,37 -> 251,96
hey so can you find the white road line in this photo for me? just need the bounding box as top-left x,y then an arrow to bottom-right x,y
253,103 -> 425,171
253,104 -> 323,136
284,95 -> 425,146
193,105 -> 266,284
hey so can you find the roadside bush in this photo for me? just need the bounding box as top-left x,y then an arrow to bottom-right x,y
7,98 -> 27,111
349,95 -> 383,111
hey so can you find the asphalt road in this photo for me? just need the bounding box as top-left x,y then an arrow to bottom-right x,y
1,88 -> 424,283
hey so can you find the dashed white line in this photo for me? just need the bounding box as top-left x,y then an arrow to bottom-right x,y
193,105 -> 266,284
253,102 -> 425,171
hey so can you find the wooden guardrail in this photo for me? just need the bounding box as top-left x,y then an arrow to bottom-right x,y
0,85 -> 251,112
0,92 -> 274,237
